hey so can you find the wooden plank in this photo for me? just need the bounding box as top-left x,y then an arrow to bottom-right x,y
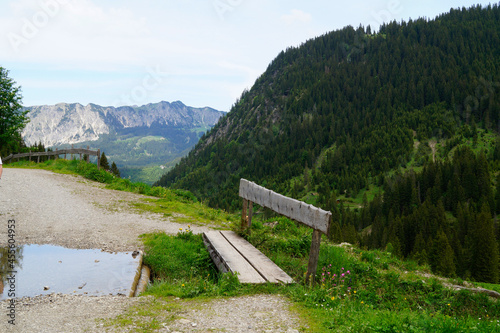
220,231 -> 294,284
239,179 -> 331,235
203,231 -> 265,283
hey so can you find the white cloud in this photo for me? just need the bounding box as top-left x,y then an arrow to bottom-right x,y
281,9 -> 312,25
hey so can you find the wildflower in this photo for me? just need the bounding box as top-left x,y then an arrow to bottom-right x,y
361,301 -> 364,304
341,273 -> 345,277
447,303 -> 451,306
347,270 -> 350,274
354,291 -> 356,294
179,228 -> 183,231
342,267 -> 344,270
181,284 -> 185,287
331,296 -> 335,300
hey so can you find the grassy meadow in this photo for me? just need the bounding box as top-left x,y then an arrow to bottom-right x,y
6,159 -> 500,332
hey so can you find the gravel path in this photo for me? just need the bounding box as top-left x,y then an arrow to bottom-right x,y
0,168 -> 301,332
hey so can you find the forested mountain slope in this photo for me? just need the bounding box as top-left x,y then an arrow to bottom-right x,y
159,4 -> 499,209
157,5 -> 500,282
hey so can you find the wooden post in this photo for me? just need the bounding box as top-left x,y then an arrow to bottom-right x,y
29,151 -> 32,162
306,229 -> 322,282
55,148 -> 58,160
241,199 -> 248,230
37,155 -> 40,163
248,201 -> 253,228
97,149 -> 100,170
86,146 -> 90,162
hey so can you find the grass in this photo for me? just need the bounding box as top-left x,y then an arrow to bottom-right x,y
130,197 -> 234,228
130,218 -> 500,332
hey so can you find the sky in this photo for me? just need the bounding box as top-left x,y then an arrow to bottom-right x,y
0,0 -> 495,111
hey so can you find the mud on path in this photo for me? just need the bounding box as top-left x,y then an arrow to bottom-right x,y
0,168 -> 301,332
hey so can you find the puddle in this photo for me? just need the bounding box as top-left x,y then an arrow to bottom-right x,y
0,244 -> 141,300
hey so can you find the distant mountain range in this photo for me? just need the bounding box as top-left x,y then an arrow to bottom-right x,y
22,101 -> 225,183
22,101 -> 224,147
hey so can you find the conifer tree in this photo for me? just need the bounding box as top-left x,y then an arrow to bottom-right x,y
412,232 -> 428,265
110,162 -> 120,178
100,152 -> 110,170
471,204 -> 499,283
430,229 -> 456,277
329,221 -> 342,243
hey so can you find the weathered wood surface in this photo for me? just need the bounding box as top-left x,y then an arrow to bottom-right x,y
307,229 -> 322,279
203,231 -> 265,283
203,230 -> 294,284
239,179 -> 331,235
221,231 -> 294,284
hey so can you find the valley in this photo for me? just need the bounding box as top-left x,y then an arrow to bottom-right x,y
22,101 -> 225,183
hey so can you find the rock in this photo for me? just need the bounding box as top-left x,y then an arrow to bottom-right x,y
178,319 -> 191,325
44,286 -> 50,290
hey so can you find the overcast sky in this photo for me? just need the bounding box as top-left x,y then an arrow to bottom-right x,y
0,0 -> 495,111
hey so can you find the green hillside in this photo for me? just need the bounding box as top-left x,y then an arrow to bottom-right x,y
158,4 -> 499,209
157,4 -> 500,283
56,125 -> 210,184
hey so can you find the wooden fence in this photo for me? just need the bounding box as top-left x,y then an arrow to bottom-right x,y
239,179 -> 332,280
3,145 -> 101,170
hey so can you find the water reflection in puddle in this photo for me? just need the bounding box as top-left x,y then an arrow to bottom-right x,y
0,244 -> 141,300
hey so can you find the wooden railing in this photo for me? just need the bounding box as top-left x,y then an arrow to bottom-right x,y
239,179 -> 332,281
3,145 -> 101,170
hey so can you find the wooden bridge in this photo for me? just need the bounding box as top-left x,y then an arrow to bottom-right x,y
203,179 -> 332,284
203,230 -> 294,284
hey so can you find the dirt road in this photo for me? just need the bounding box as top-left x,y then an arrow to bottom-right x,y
0,168 -> 300,332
